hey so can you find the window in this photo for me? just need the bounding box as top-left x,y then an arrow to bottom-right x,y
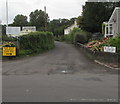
105,23 -> 113,37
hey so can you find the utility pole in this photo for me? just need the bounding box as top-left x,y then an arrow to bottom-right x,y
44,6 -> 47,31
6,0 -> 8,27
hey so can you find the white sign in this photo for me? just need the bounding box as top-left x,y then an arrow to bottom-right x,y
22,26 -> 36,32
104,46 -> 116,53
6,27 -> 21,36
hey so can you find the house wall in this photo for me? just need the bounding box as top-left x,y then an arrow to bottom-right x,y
118,10 -> 120,36
115,8 -> 120,37
64,29 -> 70,35
107,7 -> 120,37
113,21 -> 117,37
64,20 -> 78,35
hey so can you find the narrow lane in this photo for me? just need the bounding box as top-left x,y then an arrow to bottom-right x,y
2,41 -> 116,75
2,41 -> 118,102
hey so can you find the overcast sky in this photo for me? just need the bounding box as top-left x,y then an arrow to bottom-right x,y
0,0 -> 87,25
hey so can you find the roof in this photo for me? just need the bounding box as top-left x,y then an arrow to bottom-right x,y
109,7 -> 120,23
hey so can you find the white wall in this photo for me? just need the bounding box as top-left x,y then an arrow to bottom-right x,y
64,21 -> 78,35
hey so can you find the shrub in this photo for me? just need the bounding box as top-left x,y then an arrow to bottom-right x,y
54,28 -> 91,44
2,42 -> 16,47
109,36 -> 120,52
72,28 -> 91,44
86,36 -> 120,53
86,38 -> 111,52
2,35 -> 17,42
55,35 -> 64,41
74,32 -> 88,44
19,31 -> 54,54
91,32 -> 104,41
64,35 -> 72,43
18,49 -> 32,56
69,28 -> 81,43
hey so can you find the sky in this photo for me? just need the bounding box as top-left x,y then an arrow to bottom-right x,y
0,0 -> 87,25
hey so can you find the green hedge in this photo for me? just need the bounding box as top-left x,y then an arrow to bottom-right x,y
19,31 -> 54,54
2,35 -> 17,42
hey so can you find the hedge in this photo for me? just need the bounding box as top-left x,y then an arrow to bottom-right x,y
18,31 -> 54,54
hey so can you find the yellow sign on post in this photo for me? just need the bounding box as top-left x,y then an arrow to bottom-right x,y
2,47 -> 16,56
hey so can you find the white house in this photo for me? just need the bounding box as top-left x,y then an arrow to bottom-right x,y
64,20 -> 78,35
104,7 -> 120,37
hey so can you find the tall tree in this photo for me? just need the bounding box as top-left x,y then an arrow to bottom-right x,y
29,9 -> 49,30
13,14 -> 28,27
48,18 -> 76,36
77,2 -> 120,33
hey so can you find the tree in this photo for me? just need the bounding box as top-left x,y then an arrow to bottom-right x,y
29,9 -> 49,30
48,19 -> 66,36
77,2 -> 120,33
48,18 -> 76,36
13,14 -> 28,27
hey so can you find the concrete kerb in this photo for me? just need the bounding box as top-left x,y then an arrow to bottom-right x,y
94,60 -> 120,70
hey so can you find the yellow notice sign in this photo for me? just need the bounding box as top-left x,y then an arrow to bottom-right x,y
2,47 -> 16,56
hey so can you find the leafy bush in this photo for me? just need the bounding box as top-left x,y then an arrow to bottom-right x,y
64,35 -> 72,43
109,36 -> 120,52
18,49 -> 32,56
86,38 -> 110,52
86,36 -> 120,53
74,32 -> 88,44
54,28 -> 91,44
2,35 -> 17,42
68,28 -> 83,43
91,32 -> 104,41
2,42 -> 16,47
56,28 -> 92,44
19,31 -> 54,54
72,28 -> 91,44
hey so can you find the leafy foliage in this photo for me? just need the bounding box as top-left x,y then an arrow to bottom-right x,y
19,32 -> 54,54
109,36 -> 120,52
77,2 -> 120,33
64,35 -> 72,43
74,32 -> 88,44
48,18 -> 76,36
55,28 -> 91,44
91,32 -> 104,41
86,36 -> 120,53
2,42 -> 16,47
12,14 -> 28,27
70,28 -> 91,44
2,35 -> 17,42
29,9 -> 49,30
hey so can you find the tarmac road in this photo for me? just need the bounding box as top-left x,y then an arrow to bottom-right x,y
2,41 -> 118,102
